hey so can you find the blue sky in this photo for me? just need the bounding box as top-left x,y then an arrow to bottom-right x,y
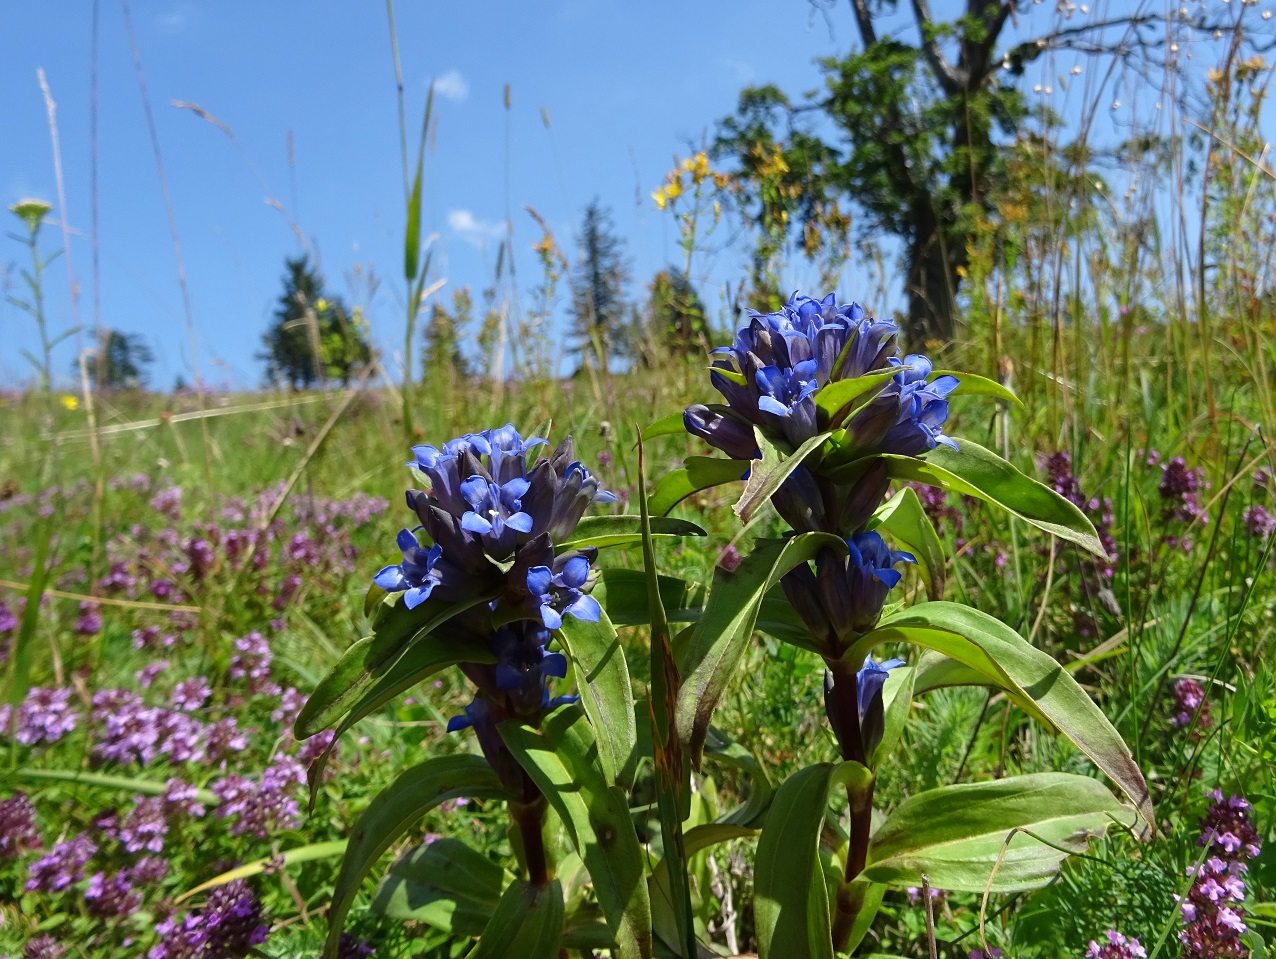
0,1 -> 1252,389
1,1 -> 862,388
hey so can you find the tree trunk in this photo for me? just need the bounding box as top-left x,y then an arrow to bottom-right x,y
903,206 -> 964,348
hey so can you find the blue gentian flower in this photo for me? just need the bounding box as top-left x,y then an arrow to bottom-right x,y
782,531 -> 916,649
525,555 -> 602,629
459,476 -> 534,555
373,529 -> 451,609
489,623 -> 568,693
841,355 -> 959,459
823,655 -> 906,760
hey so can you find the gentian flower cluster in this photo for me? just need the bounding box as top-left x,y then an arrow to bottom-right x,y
685,293 -> 957,765
1176,790 -> 1261,958
371,424 -> 614,784
685,292 -> 957,463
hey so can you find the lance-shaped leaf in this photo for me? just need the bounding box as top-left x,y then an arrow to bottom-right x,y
703,727 -> 774,827
555,515 -> 706,553
304,633 -> 497,803
322,755 -> 511,959
754,761 -> 872,959
879,439 -> 1105,557
500,705 -> 653,959
813,369 -> 900,427
589,568 -> 702,628
935,370 -> 1023,407
844,602 -> 1153,827
372,838 -> 505,935
866,486 -> 946,600
677,533 -> 848,766
870,662 -> 916,769
642,411 -> 691,440
468,878 -> 565,959
295,590 -> 496,740
180,841 -> 347,902
648,822 -> 757,954
734,428 -> 833,523
864,773 -> 1135,891
556,609 -> 637,790
637,434 -> 696,959
648,456 -> 748,516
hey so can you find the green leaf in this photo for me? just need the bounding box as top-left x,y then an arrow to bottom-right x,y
813,369 -> 899,427
373,838 -> 505,935
303,633 -> 497,803
870,662 -> 916,769
703,728 -> 774,827
637,433 -> 696,959
734,429 -> 832,523
588,569 -> 702,628
642,412 -> 688,440
648,456 -> 747,516
556,515 -> 706,553
846,602 -> 1153,826
864,773 -> 1135,891
754,762 -> 871,959
648,823 -> 756,954
180,841 -> 347,901
322,755 -> 512,959
500,705 -> 652,959
867,486 -> 946,600
467,878 -> 565,959
557,609 -> 637,790
403,85 -> 432,282
677,533 -> 848,766
937,370 -> 1024,408
295,590 -> 497,740
876,439 -> 1106,557
9,767 -> 216,806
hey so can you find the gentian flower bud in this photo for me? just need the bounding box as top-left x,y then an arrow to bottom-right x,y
684,405 -> 758,460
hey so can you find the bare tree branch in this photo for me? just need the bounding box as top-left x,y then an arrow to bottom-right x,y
847,0 -> 877,47
912,0 -> 967,92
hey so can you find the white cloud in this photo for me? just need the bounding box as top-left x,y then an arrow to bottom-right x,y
447,209 -> 504,249
433,70 -> 470,103
156,3 -> 200,32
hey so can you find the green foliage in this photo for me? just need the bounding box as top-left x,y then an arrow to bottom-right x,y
259,255 -> 372,389
82,329 -> 154,390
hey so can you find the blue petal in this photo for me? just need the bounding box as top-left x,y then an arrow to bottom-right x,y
559,555 -> 591,588
460,476 -> 492,507
396,528 -> 420,553
873,567 -> 902,589
757,396 -> 790,417
404,584 -> 434,609
540,605 -> 563,630
461,512 -> 493,534
495,662 -> 525,691
565,594 -> 601,623
374,566 -> 404,590
593,489 -> 618,504
505,511 -> 534,534
542,652 -> 569,679
502,477 -> 531,500
526,566 -> 554,597
446,714 -> 473,733
936,434 -> 959,450
929,375 -> 960,397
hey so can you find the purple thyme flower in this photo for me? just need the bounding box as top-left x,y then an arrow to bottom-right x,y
22,935 -> 66,959
228,631 -> 279,697
1178,789 -> 1262,959
85,869 -> 142,917
338,933 -> 376,959
1085,930 -> 1147,959
1170,678 -> 1213,731
74,602 -> 102,636
0,792 -> 41,857
205,717 -> 249,762
136,660 -> 169,689
25,833 -> 97,892
172,677 -> 212,712
1160,456 -> 1208,551
212,755 -> 304,838
9,687 -> 79,746
1242,504 -> 1275,542
149,879 -> 269,959
271,687 -> 305,726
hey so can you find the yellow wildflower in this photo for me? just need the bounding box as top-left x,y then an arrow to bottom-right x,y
61,395 -> 79,411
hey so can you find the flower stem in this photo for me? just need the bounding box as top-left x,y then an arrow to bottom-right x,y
827,657 -> 875,953
510,794 -> 551,888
